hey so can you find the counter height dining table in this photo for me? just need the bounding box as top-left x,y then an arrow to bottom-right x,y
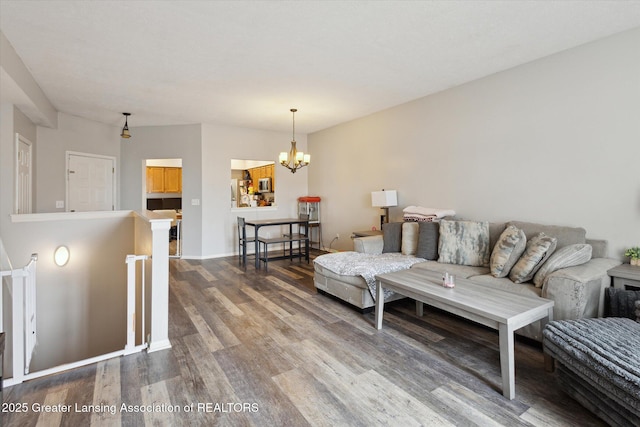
244,217 -> 309,269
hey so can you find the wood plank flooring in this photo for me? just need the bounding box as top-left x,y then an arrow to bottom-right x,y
2,252 -> 606,426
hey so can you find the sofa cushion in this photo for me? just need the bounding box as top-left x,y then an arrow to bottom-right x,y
411,260 -> 490,279
382,222 -> 403,253
490,225 -> 527,278
533,243 -> 592,287
438,220 -> 490,267
509,232 -> 557,284
313,251 -> 426,301
507,221 -> 586,250
314,262 -> 369,289
415,222 -> 439,260
468,274 -> 542,298
401,222 -> 419,255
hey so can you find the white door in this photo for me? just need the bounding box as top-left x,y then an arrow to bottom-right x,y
67,153 -> 115,212
15,133 -> 33,214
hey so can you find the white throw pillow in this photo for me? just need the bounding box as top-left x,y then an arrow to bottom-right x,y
400,222 -> 420,255
509,233 -> 557,284
533,243 -> 592,287
401,222 -> 419,255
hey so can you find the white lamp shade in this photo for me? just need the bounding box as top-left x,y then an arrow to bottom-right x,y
371,190 -> 398,207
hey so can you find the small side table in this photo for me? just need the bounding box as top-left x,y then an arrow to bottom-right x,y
607,264 -> 640,291
352,230 -> 383,238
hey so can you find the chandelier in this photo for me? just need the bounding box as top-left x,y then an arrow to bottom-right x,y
279,108 -> 310,173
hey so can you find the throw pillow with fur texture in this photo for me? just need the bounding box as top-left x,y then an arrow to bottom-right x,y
490,225 -> 526,278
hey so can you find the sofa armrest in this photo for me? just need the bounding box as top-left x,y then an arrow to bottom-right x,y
586,238 -> 608,259
353,235 -> 383,254
541,257 -> 622,320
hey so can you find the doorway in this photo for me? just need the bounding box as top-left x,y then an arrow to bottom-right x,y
66,151 -> 116,212
145,159 -> 183,258
15,133 -> 33,214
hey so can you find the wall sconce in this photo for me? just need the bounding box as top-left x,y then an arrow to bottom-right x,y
371,190 -> 398,229
54,245 -> 70,267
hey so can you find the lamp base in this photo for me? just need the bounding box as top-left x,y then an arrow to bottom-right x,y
379,207 -> 390,230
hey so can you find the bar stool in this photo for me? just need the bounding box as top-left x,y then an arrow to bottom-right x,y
237,216 -> 255,266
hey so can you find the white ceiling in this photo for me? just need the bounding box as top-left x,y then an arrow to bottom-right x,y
1,1 -> 640,134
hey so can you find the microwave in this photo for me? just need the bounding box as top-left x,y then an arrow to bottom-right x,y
258,177 -> 272,193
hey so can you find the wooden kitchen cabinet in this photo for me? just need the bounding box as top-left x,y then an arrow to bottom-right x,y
146,167 -> 182,193
247,164 -> 275,191
268,164 -> 275,191
146,167 -> 165,193
164,167 -> 182,193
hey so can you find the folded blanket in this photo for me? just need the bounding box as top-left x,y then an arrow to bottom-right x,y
403,214 -> 437,222
314,251 -> 425,301
402,206 -> 455,218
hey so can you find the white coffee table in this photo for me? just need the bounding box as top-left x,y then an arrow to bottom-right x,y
375,268 -> 554,400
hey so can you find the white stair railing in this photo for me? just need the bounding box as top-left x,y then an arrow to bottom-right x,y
124,254 -> 149,355
1,252 -> 38,385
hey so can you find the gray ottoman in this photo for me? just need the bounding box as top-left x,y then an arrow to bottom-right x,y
543,317 -> 640,427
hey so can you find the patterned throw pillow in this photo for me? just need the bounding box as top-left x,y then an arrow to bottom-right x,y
509,232 -> 557,284
490,225 -> 527,278
401,222 -> 419,255
533,244 -> 592,287
438,220 -> 490,267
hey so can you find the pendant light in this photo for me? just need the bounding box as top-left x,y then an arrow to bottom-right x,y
120,113 -> 132,139
279,108 -> 310,173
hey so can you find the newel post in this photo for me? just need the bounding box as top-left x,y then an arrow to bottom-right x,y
148,218 -> 172,352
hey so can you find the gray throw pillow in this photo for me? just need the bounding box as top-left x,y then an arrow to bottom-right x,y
490,225 -> 526,278
438,220 -> 490,267
415,222 -> 439,260
604,287 -> 640,320
509,232 -> 557,284
382,222 -> 403,253
532,243 -> 592,287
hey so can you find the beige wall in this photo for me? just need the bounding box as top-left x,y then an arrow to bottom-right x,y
2,214 -> 133,374
308,28 -> 640,258
201,123 -> 308,258
119,122 -> 309,259
120,124 -> 203,257
36,112 -> 121,213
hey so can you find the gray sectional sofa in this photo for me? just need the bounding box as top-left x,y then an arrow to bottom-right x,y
313,220 -> 622,342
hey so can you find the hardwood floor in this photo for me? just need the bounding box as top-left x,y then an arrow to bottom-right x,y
2,252 -> 605,426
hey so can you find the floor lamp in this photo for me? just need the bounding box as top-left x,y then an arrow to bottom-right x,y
371,190 -> 398,230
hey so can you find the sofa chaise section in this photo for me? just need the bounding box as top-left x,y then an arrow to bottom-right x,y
313,220 -> 621,341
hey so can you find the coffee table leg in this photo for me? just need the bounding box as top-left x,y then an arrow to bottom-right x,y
375,281 -> 384,329
499,323 -> 515,400
416,300 -> 423,317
